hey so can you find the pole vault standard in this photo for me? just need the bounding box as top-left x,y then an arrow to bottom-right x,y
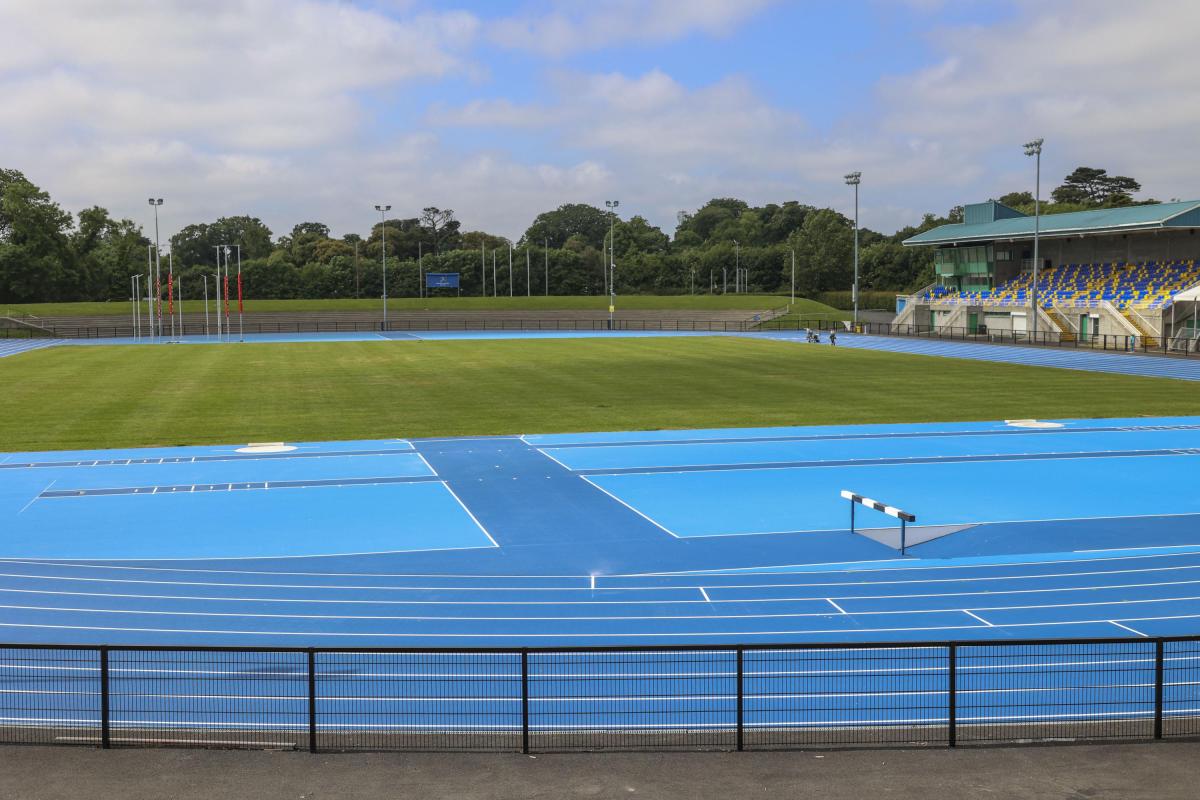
841,490 -> 917,555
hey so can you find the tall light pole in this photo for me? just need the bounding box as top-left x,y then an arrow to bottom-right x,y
148,198 -> 163,336
1024,138 -> 1044,342
844,172 -> 861,326
605,200 -> 619,329
374,204 -> 391,328
544,238 -> 549,297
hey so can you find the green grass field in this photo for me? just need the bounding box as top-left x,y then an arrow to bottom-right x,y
2,295 -> 827,317
1,337 -> 1197,451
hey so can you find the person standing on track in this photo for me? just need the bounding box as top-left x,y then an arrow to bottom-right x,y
829,330 -> 837,346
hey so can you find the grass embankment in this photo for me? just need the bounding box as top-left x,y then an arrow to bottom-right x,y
3,295 -> 811,317
1,337 -> 1196,451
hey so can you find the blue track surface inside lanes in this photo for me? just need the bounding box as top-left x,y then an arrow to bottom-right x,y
3,417 -> 1200,734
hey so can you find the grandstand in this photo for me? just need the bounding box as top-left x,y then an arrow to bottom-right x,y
897,200 -> 1200,348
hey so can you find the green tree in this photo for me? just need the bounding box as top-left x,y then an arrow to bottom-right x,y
522,203 -> 611,250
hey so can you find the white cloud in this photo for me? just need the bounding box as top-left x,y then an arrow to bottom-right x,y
489,0 -> 777,57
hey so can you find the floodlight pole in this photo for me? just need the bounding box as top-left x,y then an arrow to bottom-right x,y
1024,138 -> 1044,342
508,243 -> 513,298
213,247 -> 222,339
203,275 -> 210,337
481,240 -> 487,297
492,250 -> 497,297
418,241 -> 423,299
544,238 -> 549,297
375,205 -> 391,329
844,172 -> 861,326
605,200 -> 619,329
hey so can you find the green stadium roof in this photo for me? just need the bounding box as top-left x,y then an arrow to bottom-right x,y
902,199 -> 1200,247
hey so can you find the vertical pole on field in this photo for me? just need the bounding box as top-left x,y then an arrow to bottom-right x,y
146,256 -> 155,341
481,240 -> 486,297
947,643 -> 957,747
492,250 -> 497,298
236,244 -> 243,342
168,252 -> 175,341
213,247 -> 222,340
544,238 -> 549,296
848,495 -> 855,535
526,248 -> 531,297
791,248 -> 796,305
1154,639 -> 1165,740
130,276 -> 137,339
177,272 -> 183,339
204,275 -> 210,337
735,647 -> 744,751
900,516 -> 907,556
99,646 -> 111,749
521,651 -> 530,754
307,649 -> 318,753
508,244 -> 513,298
418,241 -> 423,300
223,246 -> 231,337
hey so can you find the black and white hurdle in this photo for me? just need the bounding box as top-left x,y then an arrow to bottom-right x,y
841,490 -> 917,555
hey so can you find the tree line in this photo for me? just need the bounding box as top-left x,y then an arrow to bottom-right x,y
0,165 -> 1158,305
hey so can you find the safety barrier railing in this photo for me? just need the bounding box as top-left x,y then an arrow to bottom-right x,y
0,317 -> 851,340
860,321 -> 1200,358
1,636 -> 1197,753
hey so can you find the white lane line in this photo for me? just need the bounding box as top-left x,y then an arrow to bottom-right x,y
826,599 -> 846,614
534,448 -> 575,471
414,451 -> 438,478
698,587 -> 711,603
18,480 -> 55,514
590,574 -> 596,591
962,610 -> 994,627
626,548 -> 1200,579
0,559 -> 591,580
9,559 -> 1200,594
0,613 -> 1166,638
438,482 -> 499,549
1109,620 -> 1148,637
578,475 -> 679,538
7,589 -> 1200,621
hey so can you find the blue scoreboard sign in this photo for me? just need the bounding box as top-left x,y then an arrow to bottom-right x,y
425,272 -> 460,289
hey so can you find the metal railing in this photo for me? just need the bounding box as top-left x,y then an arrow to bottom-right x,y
1,636 -> 1197,753
860,321 -> 1200,358
0,316 -> 850,340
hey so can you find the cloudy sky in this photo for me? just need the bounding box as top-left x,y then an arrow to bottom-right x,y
2,0 -> 1197,243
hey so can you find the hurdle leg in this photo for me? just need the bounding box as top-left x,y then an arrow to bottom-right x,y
900,518 -> 907,556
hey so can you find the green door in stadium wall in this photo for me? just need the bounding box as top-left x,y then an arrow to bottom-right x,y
967,312 -> 979,333
1079,315 -> 1090,338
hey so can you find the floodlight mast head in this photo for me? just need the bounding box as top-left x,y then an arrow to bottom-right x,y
1023,138 -> 1043,157
374,204 -> 391,213
844,171 -> 861,186
148,198 -> 163,206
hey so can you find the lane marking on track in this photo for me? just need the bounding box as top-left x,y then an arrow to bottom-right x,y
698,587 -> 711,603
826,599 -> 846,614
961,610 -> 994,626
1108,620 -> 1148,637
578,475 -> 679,538
438,482 -> 500,549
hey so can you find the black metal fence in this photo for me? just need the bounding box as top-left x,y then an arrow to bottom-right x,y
2,636 -> 1197,753
862,321 -> 1200,357
1,317 -> 836,339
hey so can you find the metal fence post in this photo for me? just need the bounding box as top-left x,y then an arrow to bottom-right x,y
736,648 -> 744,751
99,647 -> 110,749
1154,639 -> 1164,740
947,643 -> 957,748
307,649 -> 317,753
521,651 -> 531,754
